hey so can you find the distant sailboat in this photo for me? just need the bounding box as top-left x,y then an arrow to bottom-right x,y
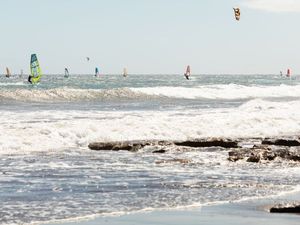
28,54 -> 42,84
5,67 -> 11,78
95,67 -> 99,77
123,68 -> 128,77
184,65 -> 191,80
286,68 -> 291,78
64,68 -> 69,78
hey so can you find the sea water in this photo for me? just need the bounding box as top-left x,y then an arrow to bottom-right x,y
0,74 -> 300,224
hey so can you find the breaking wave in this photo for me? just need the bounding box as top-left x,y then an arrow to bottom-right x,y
1,98 -> 300,154
1,84 -> 300,102
0,87 -> 152,102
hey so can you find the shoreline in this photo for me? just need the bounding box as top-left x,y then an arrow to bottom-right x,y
46,191 -> 300,225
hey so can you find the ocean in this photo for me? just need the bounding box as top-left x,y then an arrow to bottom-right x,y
1,74 -> 300,224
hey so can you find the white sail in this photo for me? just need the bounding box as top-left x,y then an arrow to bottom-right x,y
64,68 -> 69,78
123,68 -> 128,77
5,67 -> 11,78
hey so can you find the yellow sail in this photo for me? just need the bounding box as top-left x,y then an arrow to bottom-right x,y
29,54 -> 42,84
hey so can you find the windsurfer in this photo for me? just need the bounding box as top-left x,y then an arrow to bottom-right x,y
184,73 -> 190,80
28,75 -> 33,84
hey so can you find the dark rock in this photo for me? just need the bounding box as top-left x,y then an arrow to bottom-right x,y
262,151 -> 277,161
262,138 -> 300,147
155,158 -> 191,164
228,146 -> 300,163
228,149 -> 246,162
289,155 -> 300,161
152,149 -> 167,154
88,140 -> 173,152
88,141 -> 151,151
175,139 -> 238,148
89,139 -> 238,152
247,153 -> 261,163
270,205 -> 300,214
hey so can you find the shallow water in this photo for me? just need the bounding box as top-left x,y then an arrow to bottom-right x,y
1,147 -> 300,224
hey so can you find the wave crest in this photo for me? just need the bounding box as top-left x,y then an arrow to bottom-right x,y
1,84 -> 300,102
0,88 -> 152,102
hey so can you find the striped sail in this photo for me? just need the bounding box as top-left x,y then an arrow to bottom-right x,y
233,7 -> 240,21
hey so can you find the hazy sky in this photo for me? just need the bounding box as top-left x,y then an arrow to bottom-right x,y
0,0 -> 300,74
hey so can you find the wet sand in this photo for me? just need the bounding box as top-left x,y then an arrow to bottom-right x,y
47,191 -> 300,225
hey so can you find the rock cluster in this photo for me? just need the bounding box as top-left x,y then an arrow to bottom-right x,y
88,137 -> 300,163
228,146 -> 300,163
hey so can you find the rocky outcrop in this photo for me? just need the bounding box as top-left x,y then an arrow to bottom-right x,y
174,139 -> 238,148
88,139 -> 239,151
228,146 -> 300,163
270,203 -> 300,214
262,138 -> 300,147
88,141 -> 154,151
88,137 -> 300,164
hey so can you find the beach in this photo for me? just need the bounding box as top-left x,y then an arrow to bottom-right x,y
2,1 -> 300,224
47,191 -> 300,225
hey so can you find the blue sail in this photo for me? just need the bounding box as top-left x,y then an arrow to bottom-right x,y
95,67 -> 99,76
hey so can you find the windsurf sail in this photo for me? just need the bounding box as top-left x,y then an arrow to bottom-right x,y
29,54 -> 42,84
233,7 -> 240,21
184,65 -> 191,80
95,67 -> 99,76
64,68 -> 69,78
287,68 -> 291,77
123,68 -> 128,77
5,67 -> 11,78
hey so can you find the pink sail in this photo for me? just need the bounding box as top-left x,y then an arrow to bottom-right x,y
184,65 -> 191,80
287,68 -> 291,77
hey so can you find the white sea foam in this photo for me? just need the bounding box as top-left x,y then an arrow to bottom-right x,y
1,99 -> 300,154
1,84 -> 300,102
132,84 -> 300,99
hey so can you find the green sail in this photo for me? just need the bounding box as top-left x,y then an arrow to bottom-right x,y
30,54 -> 42,84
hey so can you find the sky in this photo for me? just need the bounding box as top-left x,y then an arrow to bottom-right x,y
0,0 -> 300,75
